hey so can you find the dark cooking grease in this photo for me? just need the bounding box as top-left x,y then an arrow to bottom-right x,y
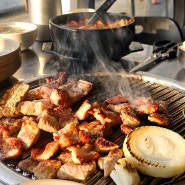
62,17 -> 134,29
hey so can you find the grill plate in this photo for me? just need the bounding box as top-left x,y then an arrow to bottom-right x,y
1,72 -> 185,185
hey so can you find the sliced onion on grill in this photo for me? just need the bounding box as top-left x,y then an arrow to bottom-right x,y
123,126 -> 185,178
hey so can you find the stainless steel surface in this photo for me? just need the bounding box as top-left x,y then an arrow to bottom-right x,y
27,0 -> 62,41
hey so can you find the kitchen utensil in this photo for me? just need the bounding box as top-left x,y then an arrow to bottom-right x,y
86,0 -> 117,25
129,40 -> 177,73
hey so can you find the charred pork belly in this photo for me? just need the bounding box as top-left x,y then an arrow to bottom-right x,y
57,151 -> 73,164
120,109 -> 140,127
38,110 -> 60,133
18,157 -> 39,173
106,103 -> 133,113
148,112 -> 172,126
0,83 -> 30,118
54,123 -> 79,149
75,99 -> 92,121
33,159 -> 61,179
104,94 -> 128,105
120,124 -> 133,135
0,136 -> 22,160
89,102 -> 122,127
57,161 -> 96,181
98,148 -> 123,178
95,137 -> 119,153
67,144 -> 99,164
50,80 -> 92,107
17,117 -> 40,150
0,117 -> 22,137
31,141 -> 60,161
50,106 -> 78,128
17,99 -> 53,116
132,96 -> 158,115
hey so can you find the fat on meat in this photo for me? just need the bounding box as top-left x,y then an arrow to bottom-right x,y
32,141 -> 60,161
97,148 -> 123,178
50,80 -> 92,107
38,110 -> 60,133
57,161 -> 96,181
33,159 -> 61,179
0,136 -> 22,160
18,99 -> 53,116
67,144 -> 99,164
17,117 -> 40,150
18,157 -> 39,173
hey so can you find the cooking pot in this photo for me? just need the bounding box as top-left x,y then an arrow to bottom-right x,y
49,12 -> 135,61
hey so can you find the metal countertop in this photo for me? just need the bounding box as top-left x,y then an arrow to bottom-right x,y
11,41 -> 185,84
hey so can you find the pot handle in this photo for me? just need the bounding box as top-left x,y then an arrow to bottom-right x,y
42,42 -> 58,55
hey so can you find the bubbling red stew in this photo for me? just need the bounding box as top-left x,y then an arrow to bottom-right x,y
62,17 -> 134,29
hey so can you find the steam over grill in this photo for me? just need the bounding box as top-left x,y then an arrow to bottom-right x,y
1,72 -> 185,185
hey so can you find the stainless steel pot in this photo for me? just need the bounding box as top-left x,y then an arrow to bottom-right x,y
49,12 -> 135,61
28,0 -> 62,41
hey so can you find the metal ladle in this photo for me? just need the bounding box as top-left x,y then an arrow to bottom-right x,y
86,0 -> 117,25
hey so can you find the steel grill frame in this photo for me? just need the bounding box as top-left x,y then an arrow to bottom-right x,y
0,72 -> 185,185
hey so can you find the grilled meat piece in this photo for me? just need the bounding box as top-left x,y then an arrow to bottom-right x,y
78,120 -> 112,139
0,136 -> 22,160
0,117 -> 22,137
132,96 -> 158,115
89,104 -> 122,127
0,83 -> 30,118
50,106 -> 78,129
18,99 -> 53,116
95,137 -> 119,153
67,144 -> 99,164
50,80 -> 92,107
58,151 -> 73,164
107,103 -> 133,113
120,124 -> 133,135
148,112 -> 172,126
120,109 -> 140,127
54,123 -> 79,149
75,99 -> 92,120
17,117 -> 40,149
24,88 -> 43,101
154,100 -> 169,114
57,161 -> 96,181
32,141 -> 60,161
97,148 -> 123,178
104,94 -> 128,105
39,72 -> 67,99
33,159 -> 61,179
18,157 -> 39,173
38,110 -> 60,133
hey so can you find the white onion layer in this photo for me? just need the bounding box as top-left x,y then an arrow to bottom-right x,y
123,126 -> 185,178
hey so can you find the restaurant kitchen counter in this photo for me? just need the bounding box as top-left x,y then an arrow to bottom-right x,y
10,41 -> 184,85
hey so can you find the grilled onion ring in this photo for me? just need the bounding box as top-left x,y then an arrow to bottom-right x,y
123,126 -> 185,178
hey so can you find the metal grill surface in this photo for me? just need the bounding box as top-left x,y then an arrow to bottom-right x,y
1,72 -> 185,185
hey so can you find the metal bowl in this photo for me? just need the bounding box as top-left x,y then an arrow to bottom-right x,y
0,22 -> 37,51
0,37 -> 21,82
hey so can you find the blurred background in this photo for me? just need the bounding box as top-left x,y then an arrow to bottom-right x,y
0,0 -> 174,22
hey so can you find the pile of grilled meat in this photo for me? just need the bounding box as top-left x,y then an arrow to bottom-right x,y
0,72 -> 172,181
